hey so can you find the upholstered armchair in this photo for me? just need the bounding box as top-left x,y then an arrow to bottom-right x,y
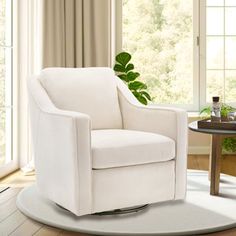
28,67 -> 187,216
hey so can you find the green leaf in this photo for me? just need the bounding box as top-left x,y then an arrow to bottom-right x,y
125,63 -> 134,72
113,51 -> 150,106
115,52 -> 131,66
223,137 -> 236,152
200,106 -> 211,116
221,104 -> 236,117
128,81 -> 147,90
113,64 -> 126,72
132,91 -> 140,98
132,91 -> 147,105
127,72 -> 140,81
138,95 -> 148,105
118,74 -> 129,82
140,91 -> 152,101
135,93 -> 147,105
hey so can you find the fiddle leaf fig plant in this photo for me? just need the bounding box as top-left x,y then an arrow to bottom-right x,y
113,51 -> 152,105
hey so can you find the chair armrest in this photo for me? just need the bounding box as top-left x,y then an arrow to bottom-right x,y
28,77 -> 92,216
117,77 -> 188,199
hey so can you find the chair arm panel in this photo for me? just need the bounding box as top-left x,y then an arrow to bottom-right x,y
28,77 -> 92,216
117,78 -> 188,199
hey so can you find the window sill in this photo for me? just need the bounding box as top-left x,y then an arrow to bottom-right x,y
188,112 -> 201,118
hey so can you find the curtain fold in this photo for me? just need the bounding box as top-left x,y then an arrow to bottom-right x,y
42,0 -> 111,68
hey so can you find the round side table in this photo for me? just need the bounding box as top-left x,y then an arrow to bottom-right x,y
189,121 -> 236,195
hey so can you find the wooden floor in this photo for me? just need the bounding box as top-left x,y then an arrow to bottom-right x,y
188,154 -> 236,177
0,156 -> 236,236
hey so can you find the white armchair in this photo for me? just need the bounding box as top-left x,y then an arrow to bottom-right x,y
28,67 -> 188,216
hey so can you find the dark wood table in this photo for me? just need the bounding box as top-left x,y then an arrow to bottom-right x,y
188,121 -> 236,195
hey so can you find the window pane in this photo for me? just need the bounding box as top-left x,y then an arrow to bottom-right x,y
123,0 -> 193,105
225,8 -> 236,35
0,108 -> 11,166
0,47 -> 11,108
225,70 -> 236,102
0,109 -> 6,166
0,0 -> 11,46
225,0 -> 236,6
206,70 -> 224,102
207,0 -> 224,6
207,7 -> 224,35
0,0 -> 5,44
225,37 -> 236,69
0,47 -> 5,108
207,37 -> 224,69
0,0 -> 12,168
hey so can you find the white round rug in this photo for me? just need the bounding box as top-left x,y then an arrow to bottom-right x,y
17,170 -> 236,235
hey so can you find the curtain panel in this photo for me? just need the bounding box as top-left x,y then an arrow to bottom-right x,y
42,0 -> 112,68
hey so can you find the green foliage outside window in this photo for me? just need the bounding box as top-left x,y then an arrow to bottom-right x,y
123,0 -> 193,105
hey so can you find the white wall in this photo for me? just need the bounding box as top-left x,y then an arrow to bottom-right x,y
188,116 -> 211,155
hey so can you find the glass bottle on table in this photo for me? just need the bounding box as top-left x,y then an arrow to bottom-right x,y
211,96 -> 221,122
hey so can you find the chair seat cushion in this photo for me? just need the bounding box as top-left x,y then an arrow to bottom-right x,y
91,129 -> 175,169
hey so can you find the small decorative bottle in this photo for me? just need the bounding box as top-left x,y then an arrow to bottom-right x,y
211,96 -> 221,122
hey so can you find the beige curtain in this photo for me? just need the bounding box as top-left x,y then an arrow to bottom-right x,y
42,0 -> 112,68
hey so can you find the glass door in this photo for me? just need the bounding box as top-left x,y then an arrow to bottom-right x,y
0,0 -> 17,178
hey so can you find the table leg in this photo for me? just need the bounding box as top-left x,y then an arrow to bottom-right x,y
210,134 -> 222,195
208,135 -> 213,181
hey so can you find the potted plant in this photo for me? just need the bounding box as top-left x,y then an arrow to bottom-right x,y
200,104 -> 236,153
113,52 -> 152,105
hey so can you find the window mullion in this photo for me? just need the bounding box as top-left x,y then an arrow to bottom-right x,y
199,0 -> 207,109
223,0 -> 226,103
192,0 -> 201,112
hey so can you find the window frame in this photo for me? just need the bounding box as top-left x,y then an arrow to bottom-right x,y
0,0 -> 18,178
116,0 -> 236,112
115,0 -> 200,111
200,0 -> 236,109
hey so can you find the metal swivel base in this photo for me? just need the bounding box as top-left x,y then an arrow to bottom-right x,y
93,204 -> 149,216
56,203 -> 149,216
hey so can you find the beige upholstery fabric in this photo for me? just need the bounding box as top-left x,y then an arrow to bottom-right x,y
92,129 -> 175,169
93,161 -> 175,212
28,67 -> 187,216
116,77 -> 188,200
28,77 -> 92,216
39,68 -> 122,129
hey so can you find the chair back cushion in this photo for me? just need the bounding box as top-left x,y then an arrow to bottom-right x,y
39,67 -> 122,129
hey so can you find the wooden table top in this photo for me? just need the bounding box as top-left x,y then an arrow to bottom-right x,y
188,121 -> 236,135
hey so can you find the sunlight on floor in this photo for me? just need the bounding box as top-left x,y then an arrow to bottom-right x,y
0,170 -> 35,188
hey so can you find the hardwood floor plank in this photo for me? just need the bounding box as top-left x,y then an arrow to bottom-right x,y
0,196 -> 17,222
0,210 -> 27,235
188,154 -> 236,177
9,218 -> 42,236
59,231 -> 89,236
33,225 -> 62,236
204,228 -> 236,235
188,154 -> 209,171
0,170 -> 35,188
0,188 -> 21,205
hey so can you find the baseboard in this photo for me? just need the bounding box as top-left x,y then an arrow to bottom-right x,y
188,146 -> 210,155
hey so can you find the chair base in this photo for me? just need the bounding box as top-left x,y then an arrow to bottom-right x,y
93,204 -> 149,216
56,203 -> 149,216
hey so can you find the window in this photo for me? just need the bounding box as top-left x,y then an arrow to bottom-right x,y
120,0 -> 236,111
200,0 -> 236,107
0,0 -> 16,177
